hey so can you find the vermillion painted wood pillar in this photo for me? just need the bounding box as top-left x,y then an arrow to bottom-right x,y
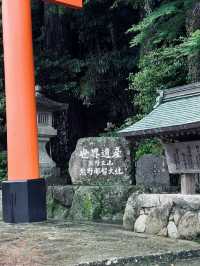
47,0 -> 82,8
3,0 -> 39,181
2,0 -> 82,223
2,0 -> 46,223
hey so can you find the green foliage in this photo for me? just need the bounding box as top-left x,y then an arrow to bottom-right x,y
128,1 -> 182,47
127,0 -> 200,116
32,0 -> 139,140
180,30 -> 200,56
135,139 -> 163,160
0,152 -> 7,181
129,48 -> 187,113
47,195 -> 69,219
82,194 -> 98,219
119,0 -> 200,158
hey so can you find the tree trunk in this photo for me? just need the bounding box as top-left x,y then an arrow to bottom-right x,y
44,3 -> 64,52
186,2 -> 200,82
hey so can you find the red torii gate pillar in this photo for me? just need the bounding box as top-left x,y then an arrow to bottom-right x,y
2,0 -> 82,223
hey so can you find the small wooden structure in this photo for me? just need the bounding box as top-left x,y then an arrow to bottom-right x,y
119,83 -> 200,194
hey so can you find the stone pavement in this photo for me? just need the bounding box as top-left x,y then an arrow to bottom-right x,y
0,219 -> 200,266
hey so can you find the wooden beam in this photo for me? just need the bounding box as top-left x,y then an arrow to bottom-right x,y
44,0 -> 82,8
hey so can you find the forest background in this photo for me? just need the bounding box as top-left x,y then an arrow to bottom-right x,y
1,0 -> 200,180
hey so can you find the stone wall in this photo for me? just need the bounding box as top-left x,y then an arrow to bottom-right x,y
123,193 -> 200,240
47,185 -> 142,223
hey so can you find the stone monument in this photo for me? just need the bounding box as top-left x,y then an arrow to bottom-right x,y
69,137 -> 132,185
136,154 -> 170,188
36,86 -> 66,179
54,136 -> 136,222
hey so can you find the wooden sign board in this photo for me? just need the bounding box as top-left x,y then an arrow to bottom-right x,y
164,140 -> 200,174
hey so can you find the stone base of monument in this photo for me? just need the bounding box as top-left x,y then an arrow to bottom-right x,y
47,185 -> 139,222
47,137 -> 181,223
123,193 -> 200,240
46,136 -> 137,223
2,179 -> 47,223
46,185 -> 180,223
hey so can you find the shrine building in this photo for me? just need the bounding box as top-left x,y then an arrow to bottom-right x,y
119,82 -> 200,194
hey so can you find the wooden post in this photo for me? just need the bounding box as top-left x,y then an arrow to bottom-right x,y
2,0 -> 40,181
181,174 -> 196,194
2,0 -> 82,223
2,0 -> 82,182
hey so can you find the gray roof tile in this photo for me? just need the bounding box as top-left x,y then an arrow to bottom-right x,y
119,83 -> 200,137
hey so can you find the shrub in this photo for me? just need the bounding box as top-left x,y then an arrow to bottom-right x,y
0,151 -> 7,181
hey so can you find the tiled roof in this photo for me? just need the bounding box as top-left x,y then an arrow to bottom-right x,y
119,83 -> 200,138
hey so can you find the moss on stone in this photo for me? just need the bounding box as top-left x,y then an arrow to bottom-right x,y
69,186 -> 102,221
47,192 -> 69,220
81,193 -> 102,220
82,195 -> 94,219
47,184 -> 146,223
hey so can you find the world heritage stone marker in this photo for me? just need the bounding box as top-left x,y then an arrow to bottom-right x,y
2,0 -> 82,223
